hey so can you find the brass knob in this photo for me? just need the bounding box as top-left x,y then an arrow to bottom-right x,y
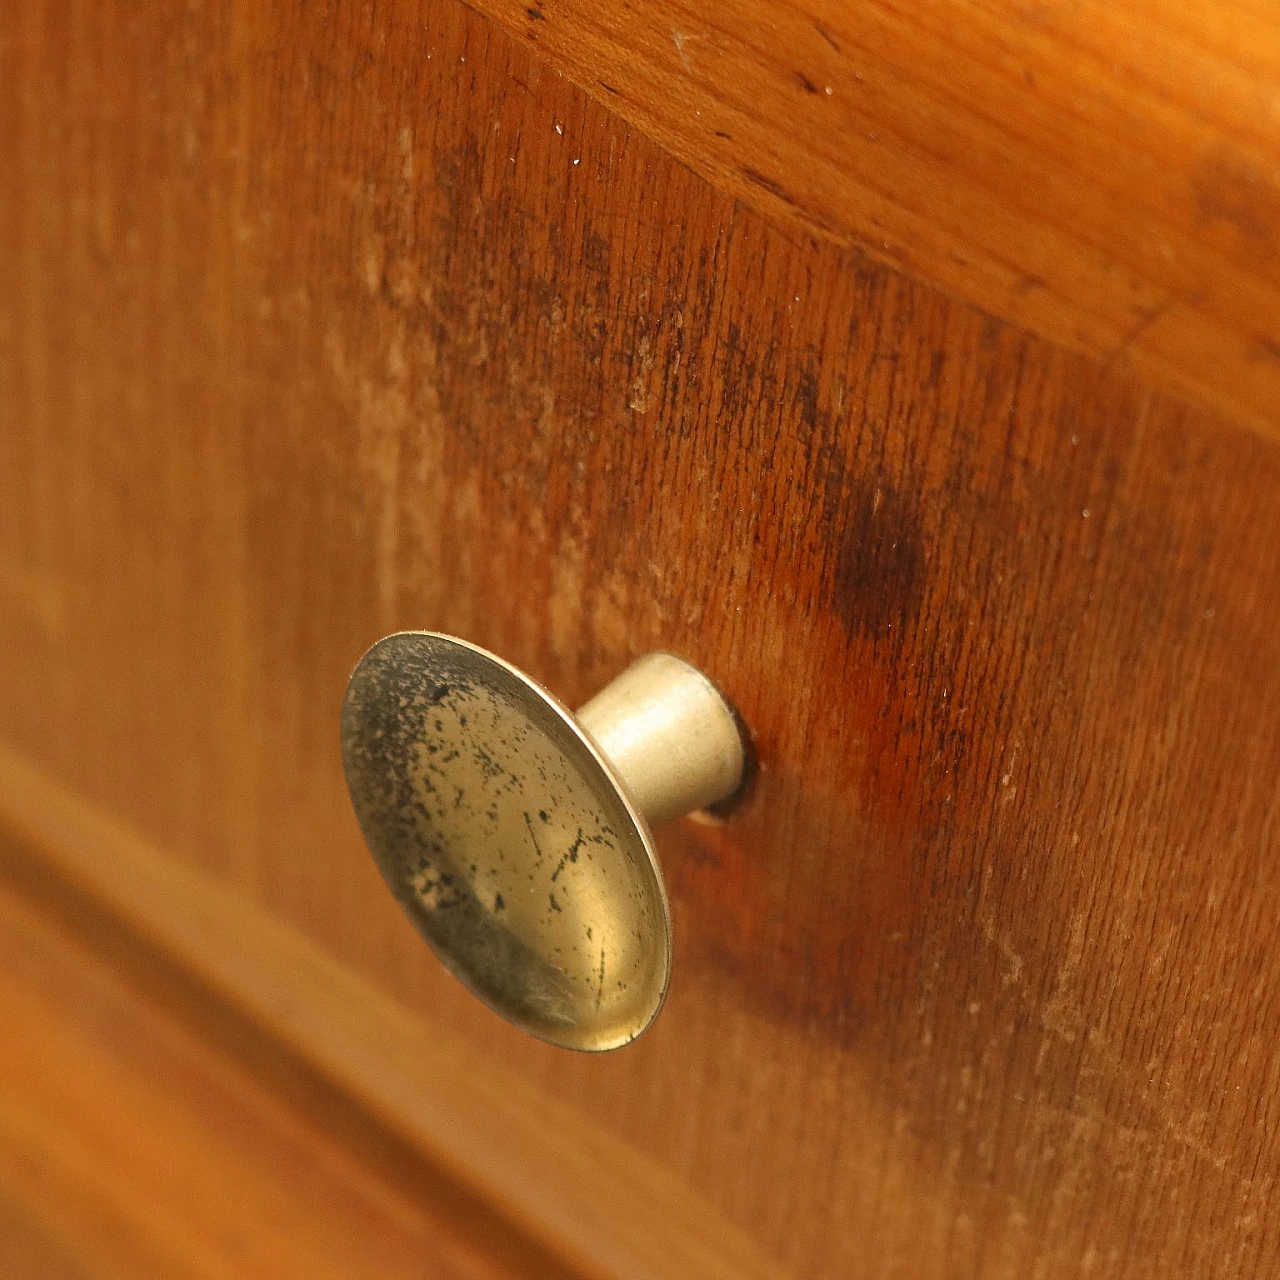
340,633 -> 746,1051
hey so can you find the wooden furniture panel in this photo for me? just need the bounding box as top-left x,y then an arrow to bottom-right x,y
467,0 -> 1280,440
2,1 -> 1279,1276
0,748 -> 783,1280
0,835 -> 579,1280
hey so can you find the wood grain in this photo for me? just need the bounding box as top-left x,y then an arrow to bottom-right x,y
0,744 -> 786,1280
2,0 -> 1280,1277
468,0 -> 1280,442
0,839 -> 581,1280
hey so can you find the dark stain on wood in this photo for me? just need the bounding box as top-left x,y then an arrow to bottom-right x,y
740,167 -> 797,206
1191,144 -> 1280,259
829,477 -> 926,642
813,19 -> 841,51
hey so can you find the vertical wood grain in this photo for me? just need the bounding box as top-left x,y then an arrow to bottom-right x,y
2,1 -> 1279,1276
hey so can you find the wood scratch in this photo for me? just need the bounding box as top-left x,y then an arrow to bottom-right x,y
671,28 -> 701,74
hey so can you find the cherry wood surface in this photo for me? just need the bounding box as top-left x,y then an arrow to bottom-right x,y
0,745 -> 786,1280
0,835 -> 582,1280
464,0 -> 1280,442
2,1 -> 1279,1276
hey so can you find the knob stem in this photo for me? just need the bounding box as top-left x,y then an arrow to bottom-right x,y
576,653 -> 745,825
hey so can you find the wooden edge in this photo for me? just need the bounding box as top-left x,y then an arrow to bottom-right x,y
462,0 -> 1280,445
0,839 -> 591,1280
0,742 -> 786,1280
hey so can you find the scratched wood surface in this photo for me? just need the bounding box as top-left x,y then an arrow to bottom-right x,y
468,0 -> 1280,443
2,0 -> 1280,1277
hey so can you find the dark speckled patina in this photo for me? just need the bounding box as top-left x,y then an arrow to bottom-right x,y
340,632 -> 671,1051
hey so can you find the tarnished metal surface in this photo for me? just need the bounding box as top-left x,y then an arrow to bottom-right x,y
341,633 -> 671,1051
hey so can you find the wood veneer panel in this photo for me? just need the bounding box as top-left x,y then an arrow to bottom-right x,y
2,1 -> 1279,1276
471,0 -> 1280,440
0,853 -> 576,1280
0,746 -> 785,1280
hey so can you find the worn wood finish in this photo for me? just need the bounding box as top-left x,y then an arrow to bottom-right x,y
471,0 -> 1280,442
3,1 -> 1280,1277
0,745 -> 785,1280
0,841 -> 581,1280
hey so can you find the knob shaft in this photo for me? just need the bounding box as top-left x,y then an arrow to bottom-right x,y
577,652 -> 744,826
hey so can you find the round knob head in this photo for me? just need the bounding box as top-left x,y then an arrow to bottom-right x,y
340,632 -> 671,1051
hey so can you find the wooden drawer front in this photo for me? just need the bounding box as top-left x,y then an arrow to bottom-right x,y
2,3 -> 1279,1277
